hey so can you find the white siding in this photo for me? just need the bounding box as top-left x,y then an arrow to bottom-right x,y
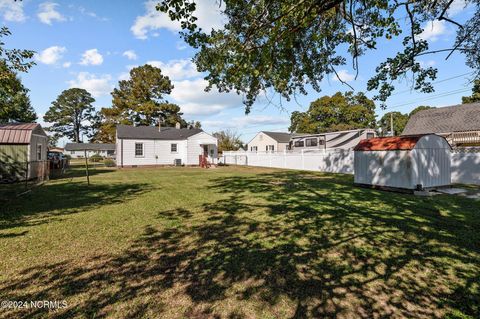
248,132 -> 288,152
187,132 -> 218,165
120,139 -> 187,166
354,135 -> 451,189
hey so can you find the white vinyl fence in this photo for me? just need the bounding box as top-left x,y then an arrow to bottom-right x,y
222,150 -> 354,174
222,148 -> 480,185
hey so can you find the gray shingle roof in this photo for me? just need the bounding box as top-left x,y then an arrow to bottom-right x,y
261,131 -> 292,143
116,124 -> 203,140
402,103 -> 480,135
65,143 -> 116,151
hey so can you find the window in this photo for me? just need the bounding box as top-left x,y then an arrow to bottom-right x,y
305,138 -> 318,147
266,145 -> 274,152
135,143 -> 143,157
37,144 -> 42,160
250,146 -> 258,152
318,136 -> 326,146
71,150 -> 75,155
294,140 -> 304,147
367,132 -> 375,139
171,143 -> 178,153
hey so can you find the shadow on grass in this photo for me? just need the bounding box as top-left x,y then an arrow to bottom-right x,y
0,170 -> 478,318
0,181 -> 152,235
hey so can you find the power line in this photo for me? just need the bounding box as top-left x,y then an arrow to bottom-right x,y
389,71 -> 475,97
384,87 -> 471,111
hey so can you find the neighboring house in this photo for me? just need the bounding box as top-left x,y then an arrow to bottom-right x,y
116,124 -> 218,167
0,123 -> 48,180
65,143 -> 116,158
247,131 -> 292,152
402,102 -> 480,146
290,128 -> 376,151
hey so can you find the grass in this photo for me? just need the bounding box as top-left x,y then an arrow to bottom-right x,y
0,165 -> 479,318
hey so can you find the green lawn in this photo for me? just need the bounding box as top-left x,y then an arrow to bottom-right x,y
0,165 -> 479,319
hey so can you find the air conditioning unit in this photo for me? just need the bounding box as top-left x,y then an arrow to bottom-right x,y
174,159 -> 182,166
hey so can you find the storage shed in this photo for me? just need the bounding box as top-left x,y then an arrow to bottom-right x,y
0,123 -> 48,181
354,134 -> 451,190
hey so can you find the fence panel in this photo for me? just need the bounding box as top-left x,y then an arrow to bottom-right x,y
224,149 -> 480,185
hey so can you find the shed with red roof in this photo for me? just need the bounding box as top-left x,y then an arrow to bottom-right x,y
354,134 -> 451,190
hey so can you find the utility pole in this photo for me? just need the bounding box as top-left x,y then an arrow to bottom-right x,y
390,113 -> 394,136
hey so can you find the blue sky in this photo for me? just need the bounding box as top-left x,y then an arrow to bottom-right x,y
1,0 -> 476,143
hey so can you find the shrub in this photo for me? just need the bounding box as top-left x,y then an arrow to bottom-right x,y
89,154 -> 103,162
104,159 -> 116,167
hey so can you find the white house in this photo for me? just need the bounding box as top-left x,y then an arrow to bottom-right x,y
65,143 -> 116,158
247,131 -> 292,152
116,124 -> 217,167
354,134 -> 451,190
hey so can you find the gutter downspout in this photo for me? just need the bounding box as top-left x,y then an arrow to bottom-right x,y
121,139 -> 124,168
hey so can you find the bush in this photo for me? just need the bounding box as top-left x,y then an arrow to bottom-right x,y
89,154 -> 103,162
104,159 -> 116,167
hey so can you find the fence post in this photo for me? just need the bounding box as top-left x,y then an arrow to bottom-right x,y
284,149 -> 287,168
25,161 -> 28,190
301,150 -> 305,170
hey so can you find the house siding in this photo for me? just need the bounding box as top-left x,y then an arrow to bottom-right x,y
248,132 -> 288,152
120,139 -> 188,166
187,132 -> 218,165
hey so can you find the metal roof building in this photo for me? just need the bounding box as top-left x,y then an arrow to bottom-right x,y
354,134 -> 451,190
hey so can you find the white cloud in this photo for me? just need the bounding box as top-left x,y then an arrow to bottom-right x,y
131,0 -> 224,40
62,61 -> 71,68
37,2 -> 65,25
35,46 -> 66,65
0,0 -> 26,22
171,78 -> 242,115
122,50 -> 137,60
147,59 -> 198,81
68,72 -> 113,97
419,60 -> 436,68
80,49 -> 103,66
332,69 -> 355,83
447,0 -> 468,16
419,20 -> 448,42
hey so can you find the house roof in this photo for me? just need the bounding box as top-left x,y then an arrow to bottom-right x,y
354,135 -> 425,151
0,123 -> 46,144
116,124 -> 203,140
65,143 -> 116,151
261,131 -> 292,143
402,103 -> 480,135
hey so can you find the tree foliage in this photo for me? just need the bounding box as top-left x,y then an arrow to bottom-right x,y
158,0 -> 479,112
0,62 -> 36,123
108,64 -> 177,126
44,88 -> 96,143
462,79 -> 480,103
98,64 -> 196,142
289,91 -> 376,133
378,111 -> 410,136
0,27 -> 35,79
409,105 -> 435,116
213,130 -> 244,153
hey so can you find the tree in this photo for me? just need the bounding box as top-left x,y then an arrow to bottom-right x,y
158,0 -> 479,112
0,62 -> 37,123
409,105 -> 435,117
289,91 -> 376,133
213,130 -> 244,153
44,88 -> 96,142
462,79 -> 480,104
378,112 -> 409,136
47,133 -> 60,148
188,120 -> 202,129
109,64 -> 177,126
0,27 -> 35,79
